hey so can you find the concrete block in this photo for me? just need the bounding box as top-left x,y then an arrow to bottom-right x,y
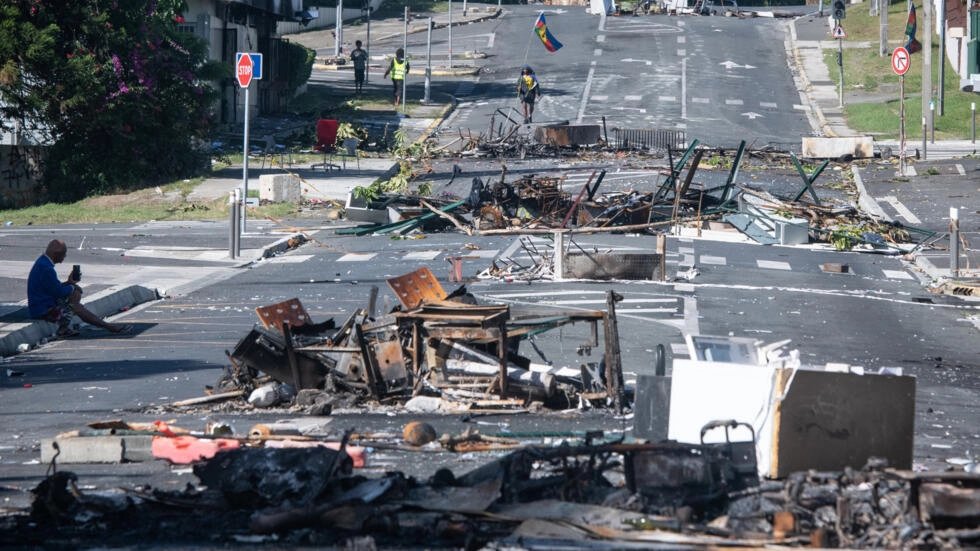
801,136 -> 874,159
259,174 -> 302,203
41,435 -> 154,464
775,217 -> 809,245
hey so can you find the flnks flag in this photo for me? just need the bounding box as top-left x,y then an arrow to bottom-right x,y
534,13 -> 563,53
903,3 -> 921,54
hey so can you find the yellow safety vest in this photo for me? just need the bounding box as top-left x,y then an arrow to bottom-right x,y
392,58 -> 407,80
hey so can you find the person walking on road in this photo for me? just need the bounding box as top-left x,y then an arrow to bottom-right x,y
350,40 -> 368,95
517,66 -> 541,124
383,48 -> 409,107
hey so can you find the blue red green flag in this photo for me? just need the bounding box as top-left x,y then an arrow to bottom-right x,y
903,3 -> 921,54
534,13 -> 563,53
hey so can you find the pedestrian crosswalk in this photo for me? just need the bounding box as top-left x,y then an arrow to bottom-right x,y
328,244 -> 917,281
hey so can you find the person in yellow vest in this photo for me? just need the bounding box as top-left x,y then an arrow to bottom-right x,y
383,48 -> 410,106
517,65 -> 541,124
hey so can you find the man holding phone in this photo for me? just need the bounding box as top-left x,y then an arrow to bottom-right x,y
27,239 -> 130,336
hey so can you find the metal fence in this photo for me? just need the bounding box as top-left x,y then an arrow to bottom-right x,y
611,128 -> 686,151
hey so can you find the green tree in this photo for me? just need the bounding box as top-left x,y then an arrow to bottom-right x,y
0,0 -> 224,201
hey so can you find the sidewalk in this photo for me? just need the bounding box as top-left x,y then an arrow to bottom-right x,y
288,4 -> 501,76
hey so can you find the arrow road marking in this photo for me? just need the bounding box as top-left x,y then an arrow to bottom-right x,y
741,112 -> 764,120
719,61 -> 757,70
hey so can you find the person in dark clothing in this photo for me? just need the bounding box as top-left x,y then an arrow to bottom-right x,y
27,240 -> 130,336
517,65 -> 541,124
350,40 -> 368,94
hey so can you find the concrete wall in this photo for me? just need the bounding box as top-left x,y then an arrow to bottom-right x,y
0,145 -> 45,208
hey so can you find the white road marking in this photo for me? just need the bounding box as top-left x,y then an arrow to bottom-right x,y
699,255 -> 726,265
577,66 -> 596,123
677,247 -> 695,255
877,196 -> 922,224
402,250 -> 441,260
337,252 -> 377,262
624,95 -> 642,101
793,104 -> 807,110
597,34 -> 606,42
760,101 -> 778,109
594,48 -> 603,56
592,95 -> 608,101
883,269 -> 914,280
659,95 -> 677,102
681,57 -> 687,120
677,49 -> 686,56
677,35 -> 686,44
692,97 -> 709,104
757,259 -> 791,270
264,255 -> 313,264
671,342 -> 690,356
725,98 -> 744,105
955,164 -> 965,175
460,249 -> 499,258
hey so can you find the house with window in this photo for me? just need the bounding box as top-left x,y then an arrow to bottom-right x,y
181,0 -> 310,123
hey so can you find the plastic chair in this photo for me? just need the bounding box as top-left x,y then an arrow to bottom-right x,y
312,119 -> 340,171
337,138 -> 360,170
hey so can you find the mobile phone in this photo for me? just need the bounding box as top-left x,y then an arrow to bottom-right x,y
71,264 -> 81,282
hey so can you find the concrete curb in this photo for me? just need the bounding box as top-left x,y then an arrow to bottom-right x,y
851,166 -> 890,221
0,234 -> 308,357
0,285 -> 159,357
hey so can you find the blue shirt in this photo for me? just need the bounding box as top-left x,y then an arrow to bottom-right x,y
27,255 -> 74,318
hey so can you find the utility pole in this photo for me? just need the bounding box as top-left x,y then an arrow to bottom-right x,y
335,0 -> 344,57
365,2 -> 372,83
939,0 -> 946,116
833,0 -> 845,108
449,0 -> 454,70
922,0 -> 933,143
403,6 -> 408,114
879,0 -> 888,56
424,17 -> 432,104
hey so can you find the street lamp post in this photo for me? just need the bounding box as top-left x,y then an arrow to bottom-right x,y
361,0 -> 374,83
449,0 -> 453,70
425,17 -> 433,104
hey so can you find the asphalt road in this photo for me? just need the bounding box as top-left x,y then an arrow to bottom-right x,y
426,6 -> 812,148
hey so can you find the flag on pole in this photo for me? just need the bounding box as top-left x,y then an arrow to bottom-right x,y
903,3 -> 921,54
534,13 -> 563,53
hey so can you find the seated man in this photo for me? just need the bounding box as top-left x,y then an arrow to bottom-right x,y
27,240 -> 129,336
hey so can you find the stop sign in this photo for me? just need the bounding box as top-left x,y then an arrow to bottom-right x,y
236,53 -> 254,88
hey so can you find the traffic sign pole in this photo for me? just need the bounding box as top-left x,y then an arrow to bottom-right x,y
891,46 -> 911,176
235,52 -> 258,235
242,86 -> 249,232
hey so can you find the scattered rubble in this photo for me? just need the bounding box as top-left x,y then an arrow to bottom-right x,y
10,434 -> 978,548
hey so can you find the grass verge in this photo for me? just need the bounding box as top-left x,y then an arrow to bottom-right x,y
0,191 -> 299,226
821,2 -> 977,139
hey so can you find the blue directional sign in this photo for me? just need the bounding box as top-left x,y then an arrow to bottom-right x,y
235,52 -> 263,80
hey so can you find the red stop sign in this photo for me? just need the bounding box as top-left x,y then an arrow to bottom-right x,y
236,54 -> 254,88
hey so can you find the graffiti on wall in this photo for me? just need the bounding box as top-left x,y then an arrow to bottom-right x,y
0,145 -> 44,208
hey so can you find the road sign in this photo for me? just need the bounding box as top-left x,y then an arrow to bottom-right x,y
235,53 -> 253,88
832,25 -> 846,39
235,52 -> 263,88
891,47 -> 911,76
